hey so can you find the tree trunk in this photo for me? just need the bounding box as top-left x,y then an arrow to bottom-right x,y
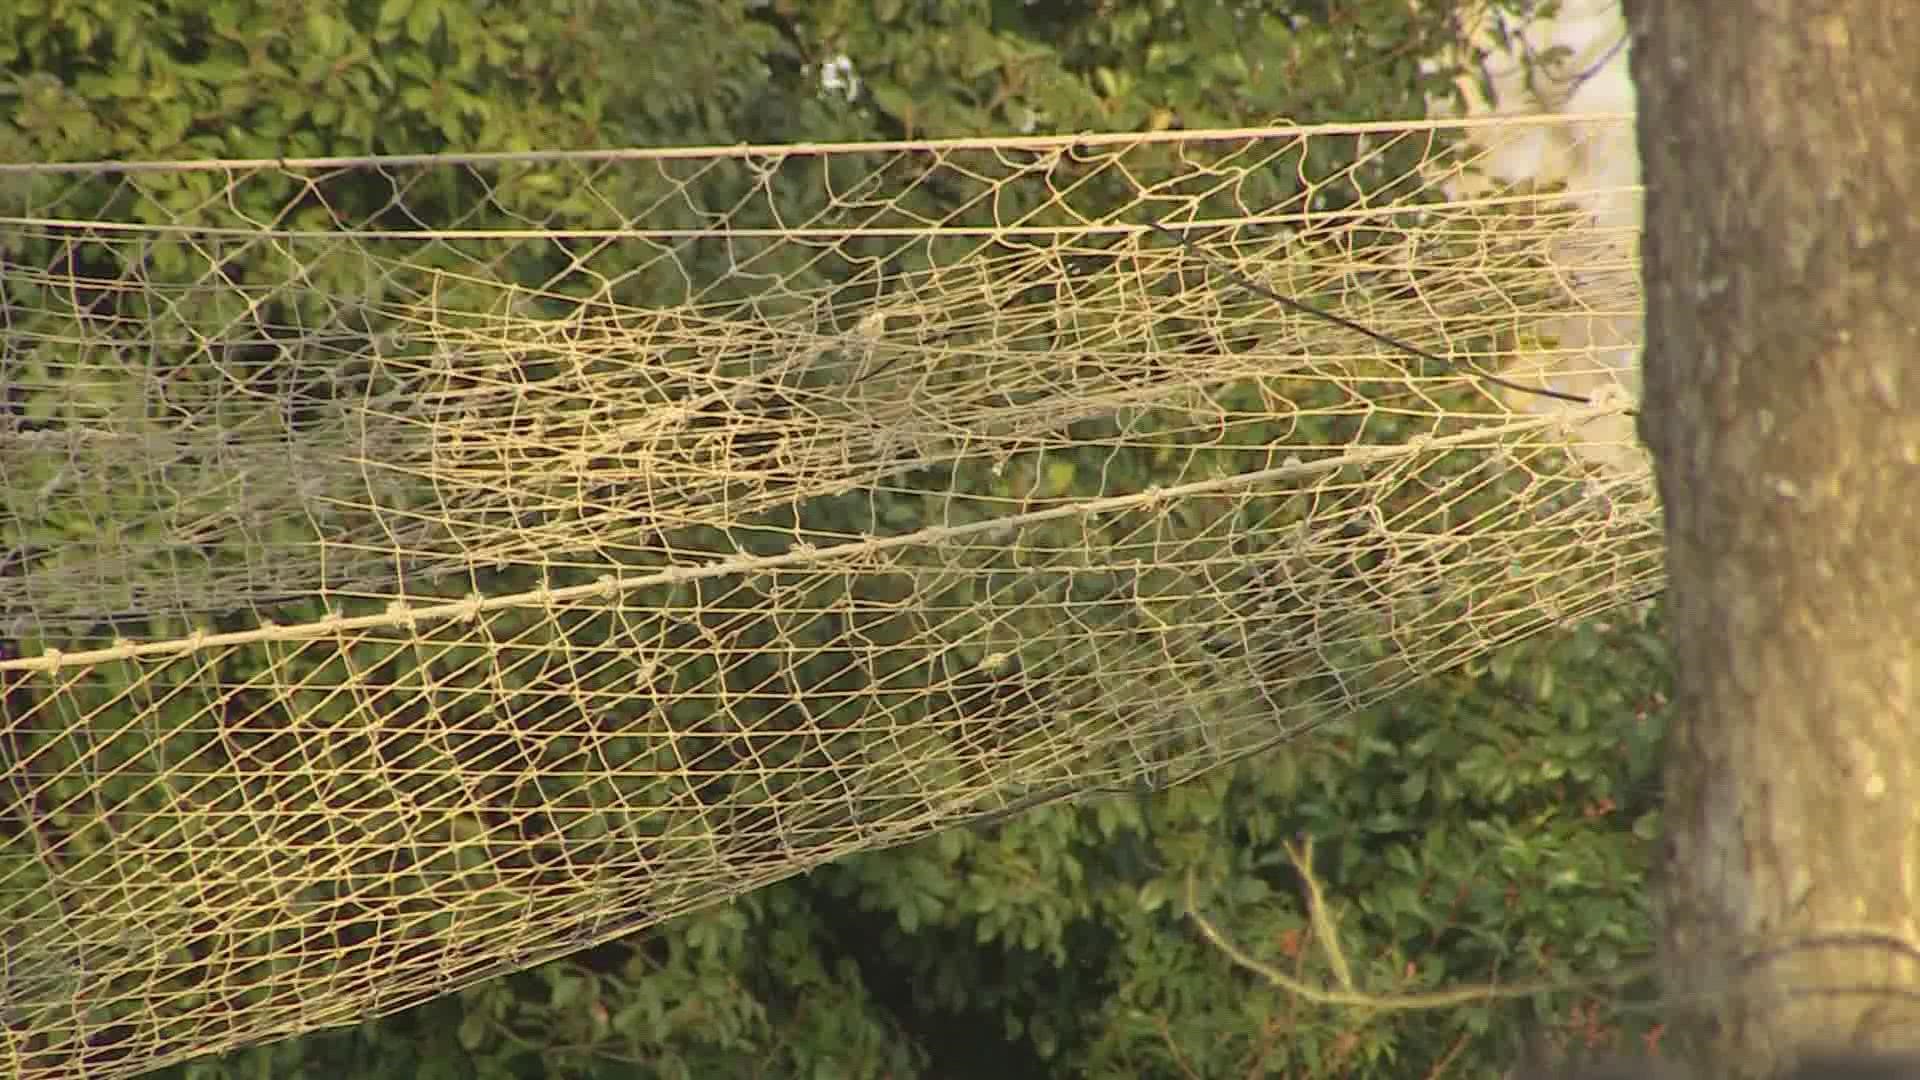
1623,2 -> 1920,1077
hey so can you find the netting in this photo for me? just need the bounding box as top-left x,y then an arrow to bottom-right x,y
0,116 -> 1653,1079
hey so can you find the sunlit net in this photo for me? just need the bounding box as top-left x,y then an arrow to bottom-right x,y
0,116 -> 1651,1079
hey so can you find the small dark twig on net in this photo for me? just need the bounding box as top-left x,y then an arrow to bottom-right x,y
1145,217 -> 1624,412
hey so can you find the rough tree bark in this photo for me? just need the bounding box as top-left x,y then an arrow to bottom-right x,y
1622,2 -> 1920,1078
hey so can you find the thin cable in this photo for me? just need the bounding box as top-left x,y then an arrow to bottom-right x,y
1145,219 -> 1601,408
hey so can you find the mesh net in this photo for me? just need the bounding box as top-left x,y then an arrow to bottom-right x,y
0,116 -> 1652,1079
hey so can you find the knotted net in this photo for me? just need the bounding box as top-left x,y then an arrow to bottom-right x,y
0,115 -> 1651,1078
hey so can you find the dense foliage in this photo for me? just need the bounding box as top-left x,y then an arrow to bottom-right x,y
1,1 -> 1666,1077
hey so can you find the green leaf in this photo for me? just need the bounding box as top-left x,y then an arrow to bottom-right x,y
406,0 -> 440,43
865,78 -> 915,122
1632,811 -> 1662,841
549,973 -> 585,1009
306,10 -> 343,54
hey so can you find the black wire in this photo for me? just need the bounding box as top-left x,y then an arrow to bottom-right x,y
1565,34 -> 1629,98
1145,218 -> 1604,408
